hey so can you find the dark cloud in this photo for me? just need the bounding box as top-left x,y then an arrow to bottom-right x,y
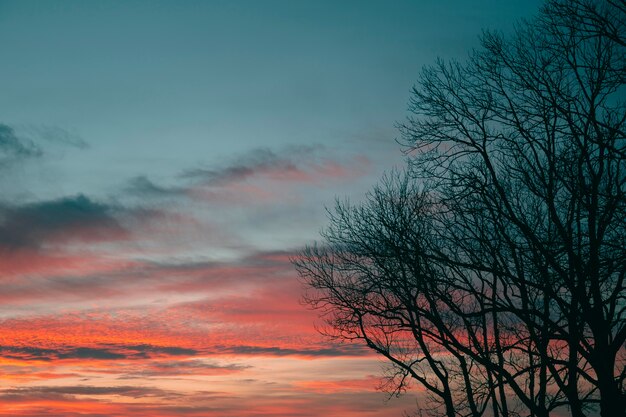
0,123 -> 42,160
58,347 -> 127,360
0,346 -> 58,362
121,344 -> 198,357
0,346 -> 124,361
0,194 -> 126,250
0,344 -> 198,362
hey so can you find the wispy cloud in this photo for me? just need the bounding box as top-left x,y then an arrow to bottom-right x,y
0,123 -> 88,166
180,147 -> 310,185
21,125 -> 88,149
180,146 -> 370,186
128,145 -> 372,205
0,124 -> 42,161
125,175 -> 187,198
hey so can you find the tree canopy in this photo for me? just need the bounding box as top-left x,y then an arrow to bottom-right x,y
293,1 -> 626,416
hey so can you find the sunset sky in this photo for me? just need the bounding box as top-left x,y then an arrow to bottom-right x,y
0,1 -> 541,416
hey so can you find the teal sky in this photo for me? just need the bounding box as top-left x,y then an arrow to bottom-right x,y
0,0 -> 540,197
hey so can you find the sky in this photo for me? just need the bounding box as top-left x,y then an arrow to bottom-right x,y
0,1 -> 542,416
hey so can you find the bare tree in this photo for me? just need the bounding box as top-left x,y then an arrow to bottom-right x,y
293,1 -> 625,417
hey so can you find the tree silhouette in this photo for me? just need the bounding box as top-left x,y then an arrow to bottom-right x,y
293,1 -> 625,416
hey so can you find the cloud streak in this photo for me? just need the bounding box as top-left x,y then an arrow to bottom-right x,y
180,147 -> 312,185
0,385 -> 174,399
181,146 -> 370,186
0,344 -> 197,362
127,146 -> 372,205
